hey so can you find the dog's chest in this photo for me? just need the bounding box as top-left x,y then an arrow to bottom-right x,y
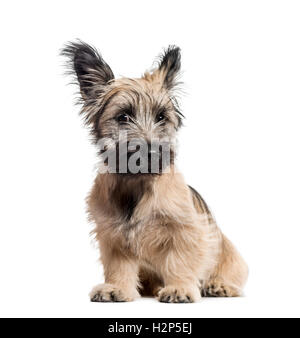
104,173 -> 194,256
121,215 -> 167,258
111,178 -> 152,222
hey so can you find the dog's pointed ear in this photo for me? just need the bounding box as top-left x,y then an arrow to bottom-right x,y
155,45 -> 181,90
61,41 -> 114,100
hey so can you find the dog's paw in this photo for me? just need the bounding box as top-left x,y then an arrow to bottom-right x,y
89,283 -> 139,302
157,285 -> 200,303
202,279 -> 241,297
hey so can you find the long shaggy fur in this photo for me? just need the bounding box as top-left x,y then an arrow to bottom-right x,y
62,41 -> 248,302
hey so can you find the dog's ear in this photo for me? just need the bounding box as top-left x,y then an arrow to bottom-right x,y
155,45 -> 181,90
61,41 -> 114,100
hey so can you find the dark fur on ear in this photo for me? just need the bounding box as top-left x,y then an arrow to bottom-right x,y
157,45 -> 181,90
61,40 -> 114,100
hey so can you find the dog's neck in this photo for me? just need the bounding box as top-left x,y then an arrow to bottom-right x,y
110,174 -> 156,222
102,166 -> 175,222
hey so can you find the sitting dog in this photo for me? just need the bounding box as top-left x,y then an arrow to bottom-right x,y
62,41 -> 248,302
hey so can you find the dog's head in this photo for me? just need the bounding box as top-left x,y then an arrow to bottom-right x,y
62,41 -> 183,174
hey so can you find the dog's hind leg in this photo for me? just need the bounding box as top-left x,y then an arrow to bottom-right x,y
202,234 -> 248,297
201,278 -> 240,297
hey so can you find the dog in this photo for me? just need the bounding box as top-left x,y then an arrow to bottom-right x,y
62,41 -> 248,302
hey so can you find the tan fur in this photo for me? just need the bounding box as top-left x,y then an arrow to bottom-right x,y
87,64 -> 248,304
62,42 -> 248,303
88,167 -> 248,302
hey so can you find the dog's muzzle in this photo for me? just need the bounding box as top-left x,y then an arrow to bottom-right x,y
101,141 -> 173,174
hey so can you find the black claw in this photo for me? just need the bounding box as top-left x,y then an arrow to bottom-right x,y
91,294 -> 100,302
110,291 -> 116,301
160,295 -> 171,303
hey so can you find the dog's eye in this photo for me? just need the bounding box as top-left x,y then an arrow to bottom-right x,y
117,113 -> 129,123
156,111 -> 166,123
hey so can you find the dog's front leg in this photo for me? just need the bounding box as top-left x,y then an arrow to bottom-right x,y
156,242 -> 202,303
157,275 -> 201,303
90,243 -> 140,302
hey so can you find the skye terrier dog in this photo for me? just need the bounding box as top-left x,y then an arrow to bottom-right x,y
62,41 -> 248,303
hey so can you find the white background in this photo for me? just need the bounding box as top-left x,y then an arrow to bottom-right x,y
0,0 -> 299,318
